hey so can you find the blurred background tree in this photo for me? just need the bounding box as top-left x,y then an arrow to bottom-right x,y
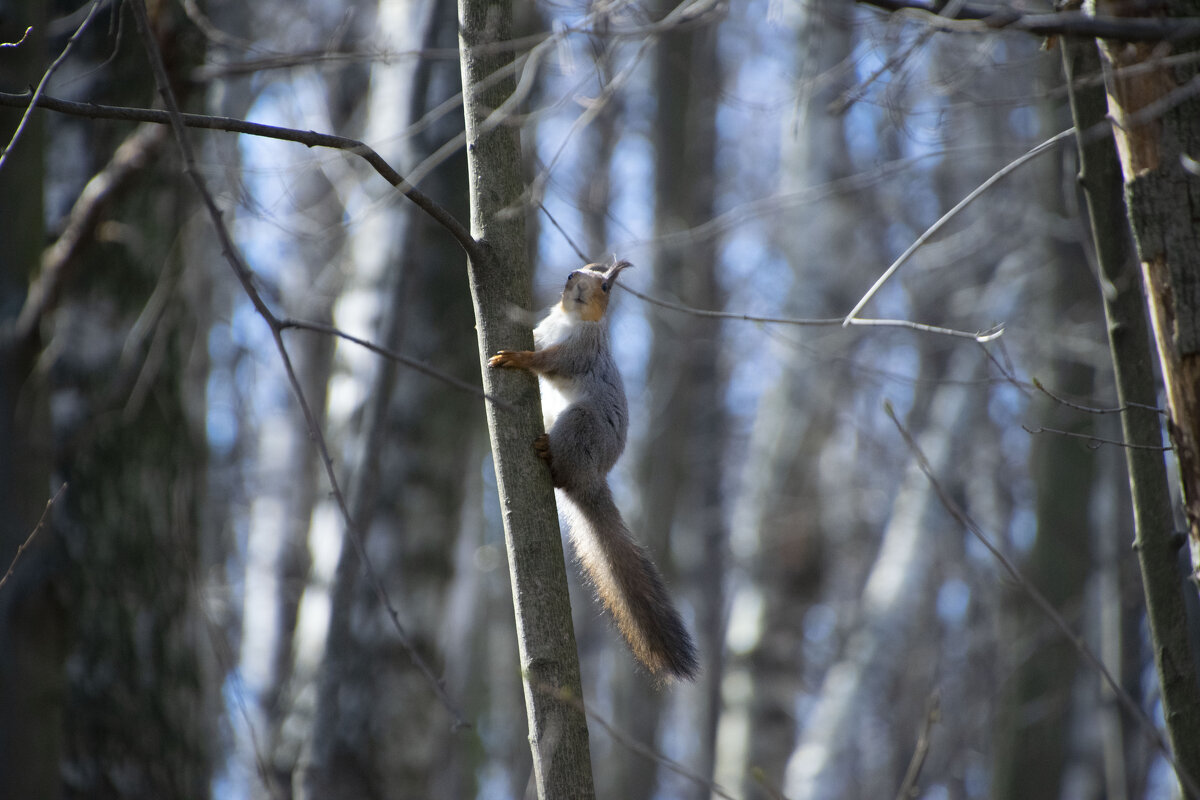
2,0 -> 1198,798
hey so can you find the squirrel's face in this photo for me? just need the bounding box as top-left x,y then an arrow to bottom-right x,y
560,261 -> 631,322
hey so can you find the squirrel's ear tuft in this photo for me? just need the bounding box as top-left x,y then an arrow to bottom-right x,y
604,260 -> 632,283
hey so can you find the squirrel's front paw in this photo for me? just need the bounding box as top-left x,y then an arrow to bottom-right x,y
489,350 -> 520,368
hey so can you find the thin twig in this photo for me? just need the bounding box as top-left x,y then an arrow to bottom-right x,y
0,0 -> 103,174
831,28 -> 934,116
538,201 -> 1003,342
978,340 -> 1033,398
847,316 -> 1002,342
128,0 -> 467,729
894,690 -> 940,800
1,27 -> 31,48
843,69 -> 1200,329
884,401 -> 1200,798
538,203 -> 590,262
1032,377 -> 1166,416
843,129 -> 1074,324
1021,424 -> 1172,451
0,483 -> 67,593
523,30 -> 648,211
278,317 -> 512,410
623,284 -> 1002,341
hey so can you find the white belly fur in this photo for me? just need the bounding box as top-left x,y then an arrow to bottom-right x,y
533,306 -> 578,430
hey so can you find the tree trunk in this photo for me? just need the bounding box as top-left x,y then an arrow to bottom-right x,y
1094,0 -> 1200,591
1066,29 -> 1200,796
0,4 -> 60,798
458,0 -> 595,797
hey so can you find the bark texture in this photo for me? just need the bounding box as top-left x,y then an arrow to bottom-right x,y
1068,29 -> 1200,796
1094,0 -> 1200,570
458,0 -> 595,797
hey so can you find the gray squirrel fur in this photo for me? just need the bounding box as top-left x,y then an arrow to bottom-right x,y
489,261 -> 698,681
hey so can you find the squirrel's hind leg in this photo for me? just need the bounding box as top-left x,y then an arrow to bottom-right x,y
543,405 -> 620,492
533,433 -> 553,463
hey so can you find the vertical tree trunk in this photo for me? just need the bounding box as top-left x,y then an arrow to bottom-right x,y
458,1 -> 595,797
0,4 -> 59,797
56,14 -> 216,789
1066,30 -> 1200,796
1094,0 -> 1200,588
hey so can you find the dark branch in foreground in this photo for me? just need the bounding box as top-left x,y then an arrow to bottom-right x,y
858,0 -> 1200,43
0,90 -> 481,261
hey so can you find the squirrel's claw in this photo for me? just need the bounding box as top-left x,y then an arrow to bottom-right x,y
491,349 -> 536,369
489,350 -> 517,368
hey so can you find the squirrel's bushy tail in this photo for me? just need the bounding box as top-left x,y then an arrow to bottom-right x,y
561,483 -> 698,681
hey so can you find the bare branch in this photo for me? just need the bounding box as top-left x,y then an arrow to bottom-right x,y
0,0 -> 103,175
884,401 -> 1200,798
843,129 -> 1073,324
538,202 -> 590,262
277,317 -> 512,410
1021,424 -> 1172,451
1032,377 -> 1166,416
894,691 -> 940,800
623,284 -> 1002,341
128,0 -> 468,729
858,0 -> 1200,43
540,199 -> 1004,342
0,483 -> 66,593
847,316 -> 1002,342
1,27 -> 31,48
0,90 -> 481,261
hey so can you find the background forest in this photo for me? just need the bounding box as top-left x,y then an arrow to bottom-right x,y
2,0 -> 1200,798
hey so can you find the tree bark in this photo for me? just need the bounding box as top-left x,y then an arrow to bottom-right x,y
1093,0 -> 1200,578
0,4 -> 60,798
458,1 -> 595,797
1065,33 -> 1200,797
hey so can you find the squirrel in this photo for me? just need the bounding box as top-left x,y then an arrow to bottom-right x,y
489,261 -> 699,682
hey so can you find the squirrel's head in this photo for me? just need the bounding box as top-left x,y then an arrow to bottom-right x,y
560,260 -> 631,322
